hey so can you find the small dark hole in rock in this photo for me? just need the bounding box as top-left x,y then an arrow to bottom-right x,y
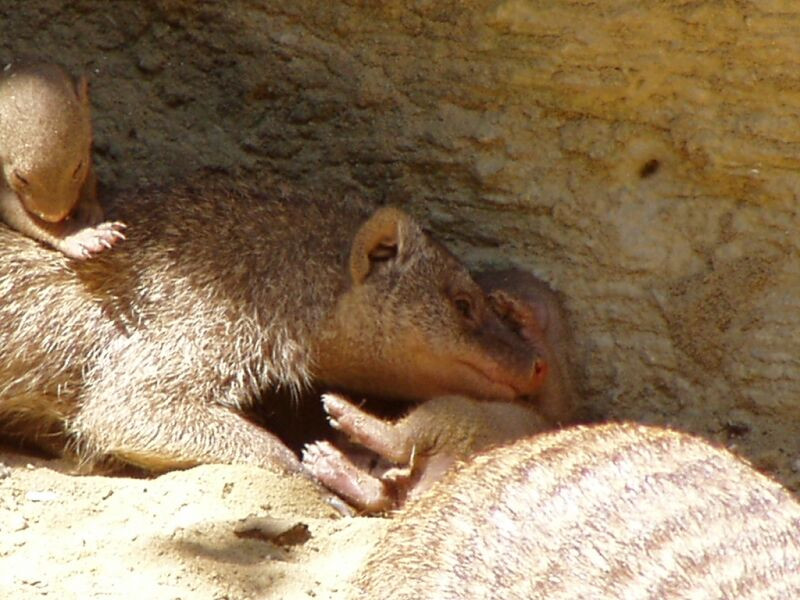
724,420 -> 751,438
639,159 -> 660,178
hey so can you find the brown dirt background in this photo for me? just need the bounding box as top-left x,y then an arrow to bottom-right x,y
2,1 -> 800,598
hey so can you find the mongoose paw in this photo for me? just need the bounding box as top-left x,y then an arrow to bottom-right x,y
320,393 -> 408,461
321,393 -> 365,437
302,441 -> 395,513
61,221 -> 127,260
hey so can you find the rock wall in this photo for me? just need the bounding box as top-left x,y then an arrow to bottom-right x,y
2,0 -> 799,489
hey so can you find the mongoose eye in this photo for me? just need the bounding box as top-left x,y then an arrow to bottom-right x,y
12,170 -> 29,186
369,242 -> 397,263
453,296 -> 475,321
72,161 -> 84,179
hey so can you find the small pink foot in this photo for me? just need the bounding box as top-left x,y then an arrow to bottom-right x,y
302,440 -> 396,513
61,221 -> 127,259
321,394 -> 412,464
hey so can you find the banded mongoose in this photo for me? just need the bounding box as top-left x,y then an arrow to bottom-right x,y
304,268 -> 575,512
0,61 -> 125,259
0,174 -> 545,473
351,423 -> 800,599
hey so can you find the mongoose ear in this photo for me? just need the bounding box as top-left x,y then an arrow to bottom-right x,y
489,289 -> 550,341
349,207 -> 409,284
75,74 -> 90,105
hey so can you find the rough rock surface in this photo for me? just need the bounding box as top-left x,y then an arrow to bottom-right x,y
1,1 -> 800,597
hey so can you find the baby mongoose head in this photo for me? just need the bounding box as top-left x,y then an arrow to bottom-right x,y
0,61 -> 93,222
314,207 -> 547,402
474,268 -> 577,424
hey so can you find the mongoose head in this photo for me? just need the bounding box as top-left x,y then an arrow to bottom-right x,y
314,207 -> 547,402
474,268 -> 577,424
0,62 -> 93,222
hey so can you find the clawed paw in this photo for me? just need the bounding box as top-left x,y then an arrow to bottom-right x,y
62,221 -> 127,259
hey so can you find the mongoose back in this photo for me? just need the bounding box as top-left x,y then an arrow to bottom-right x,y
0,175 -> 545,473
351,423 -> 800,599
0,61 -> 124,259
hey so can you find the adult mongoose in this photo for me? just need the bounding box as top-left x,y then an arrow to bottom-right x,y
351,423 -> 800,599
0,61 -> 125,259
0,174 -> 545,473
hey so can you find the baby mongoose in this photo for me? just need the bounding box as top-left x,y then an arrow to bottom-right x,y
0,61 -> 125,259
0,174 -> 545,473
304,268 -> 575,512
304,394 -> 550,512
351,423 -> 800,599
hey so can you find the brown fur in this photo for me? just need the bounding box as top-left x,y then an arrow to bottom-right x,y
0,174 -> 544,473
352,423 -> 800,599
0,61 -> 124,259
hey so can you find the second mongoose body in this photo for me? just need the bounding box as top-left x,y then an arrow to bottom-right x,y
352,422 -> 800,599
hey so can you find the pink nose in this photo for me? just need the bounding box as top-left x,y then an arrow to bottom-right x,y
530,358 -> 548,392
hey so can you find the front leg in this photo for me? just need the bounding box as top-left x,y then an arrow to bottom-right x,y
303,394 -> 550,513
303,441 -> 400,513
319,393 -> 416,464
56,211 -> 127,259
0,182 -> 125,260
70,392 -> 303,474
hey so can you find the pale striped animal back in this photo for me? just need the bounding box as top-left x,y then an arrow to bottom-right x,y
351,422 -> 800,599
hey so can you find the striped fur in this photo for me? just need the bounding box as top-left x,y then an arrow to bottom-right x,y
353,423 -> 800,599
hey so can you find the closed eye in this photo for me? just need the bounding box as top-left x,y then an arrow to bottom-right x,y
369,242 -> 397,262
453,295 -> 474,320
72,160 -> 84,179
12,170 -> 28,186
